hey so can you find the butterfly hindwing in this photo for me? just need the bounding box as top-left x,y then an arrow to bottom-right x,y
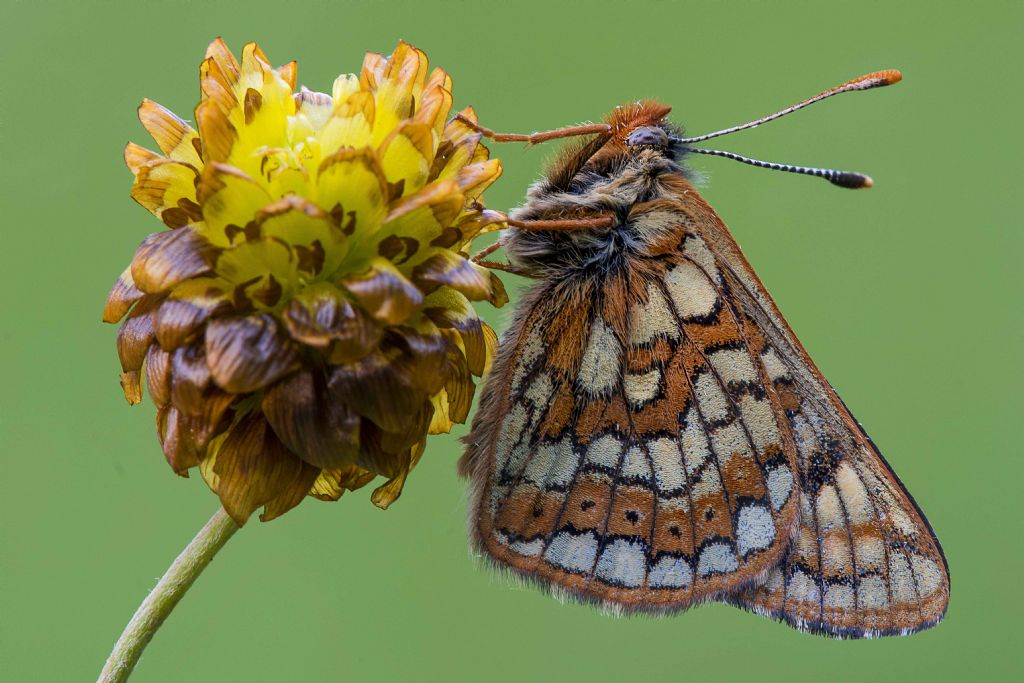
462,240 -> 801,611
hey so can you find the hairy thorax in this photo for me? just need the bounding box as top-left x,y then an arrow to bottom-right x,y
503,148 -> 696,279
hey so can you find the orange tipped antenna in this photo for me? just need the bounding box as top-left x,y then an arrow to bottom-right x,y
674,70 -> 902,144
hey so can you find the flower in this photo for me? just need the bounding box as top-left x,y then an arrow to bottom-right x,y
104,39 -> 506,524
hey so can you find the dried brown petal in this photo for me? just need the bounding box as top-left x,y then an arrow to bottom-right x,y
281,282 -> 381,358
103,267 -> 144,323
262,368 -> 362,469
442,337 -> 474,424
425,301 -> 488,377
130,228 -> 218,294
260,460 -> 320,522
153,280 -> 230,350
158,406 -> 201,475
488,271 -> 509,307
341,258 -> 423,326
170,344 -> 212,414
212,411 -> 310,525
378,400 -> 434,456
369,440 -> 425,509
411,249 -> 492,301
387,327 -> 448,395
145,343 -> 172,408
205,313 -> 300,393
116,295 -> 162,374
327,350 -> 425,433
181,390 -> 234,453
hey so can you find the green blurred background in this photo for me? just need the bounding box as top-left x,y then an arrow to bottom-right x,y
2,1 -> 1020,680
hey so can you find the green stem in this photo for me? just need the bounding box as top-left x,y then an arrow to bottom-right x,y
97,506 -> 240,683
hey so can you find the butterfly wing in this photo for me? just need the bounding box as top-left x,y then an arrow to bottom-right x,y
460,234 -> 801,611
678,190 -> 950,636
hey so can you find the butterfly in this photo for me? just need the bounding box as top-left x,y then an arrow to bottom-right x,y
457,70 -> 949,638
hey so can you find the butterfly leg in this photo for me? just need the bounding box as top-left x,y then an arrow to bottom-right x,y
456,113 -> 612,144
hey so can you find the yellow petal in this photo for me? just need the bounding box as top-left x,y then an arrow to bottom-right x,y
377,121 -> 433,197
195,163 -> 273,246
316,147 -> 388,246
137,99 -> 202,167
124,142 -> 162,176
130,159 -> 201,226
320,90 -> 375,153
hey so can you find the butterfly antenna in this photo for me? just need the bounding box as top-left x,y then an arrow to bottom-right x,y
674,70 -> 902,144
686,147 -> 873,189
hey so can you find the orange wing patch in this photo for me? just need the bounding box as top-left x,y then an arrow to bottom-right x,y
463,243 -> 801,611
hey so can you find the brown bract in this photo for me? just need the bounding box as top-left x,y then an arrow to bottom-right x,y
105,39 -> 506,524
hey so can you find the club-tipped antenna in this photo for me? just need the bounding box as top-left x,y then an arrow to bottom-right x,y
686,147 -> 872,189
675,70 -> 901,145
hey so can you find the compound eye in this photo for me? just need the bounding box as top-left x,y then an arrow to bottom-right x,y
626,126 -> 668,147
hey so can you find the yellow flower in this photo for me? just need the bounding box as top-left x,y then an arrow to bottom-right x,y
104,39 -> 506,524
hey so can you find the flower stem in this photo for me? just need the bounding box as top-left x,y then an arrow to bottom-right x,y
98,506 -> 240,683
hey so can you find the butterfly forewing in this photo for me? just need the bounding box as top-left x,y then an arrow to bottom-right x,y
682,190 -> 950,636
462,230 -> 801,610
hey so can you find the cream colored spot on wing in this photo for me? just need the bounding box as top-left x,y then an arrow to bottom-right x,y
621,445 -> 652,482
511,328 -> 545,393
822,531 -> 853,575
494,402 -> 528,468
650,437 -> 686,494
697,542 -> 738,577
709,348 -> 758,385
523,436 -> 580,489
625,368 -> 661,406
737,395 -> 781,455
824,584 -> 855,609
681,407 -> 712,474
694,372 -> 730,423
509,537 -> 545,557
501,442 -> 530,483
664,261 -> 719,320
629,281 -> 679,345
595,538 -> 647,587
859,575 -> 889,608
544,531 -> 599,572
586,434 -> 624,469
760,347 -> 791,381
787,569 -> 820,605
856,533 -> 886,572
682,236 -> 720,282
762,566 -> 785,592
710,422 -> 751,460
835,462 -> 872,525
691,466 -> 723,500
816,485 -> 845,533
648,556 -> 693,588
911,554 -> 945,597
889,551 -> 918,604
888,502 -> 920,538
736,504 -> 775,556
523,371 -> 555,408
766,465 -> 793,511
578,318 -> 621,395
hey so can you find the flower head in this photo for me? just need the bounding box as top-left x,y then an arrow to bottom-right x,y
105,39 -> 506,524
